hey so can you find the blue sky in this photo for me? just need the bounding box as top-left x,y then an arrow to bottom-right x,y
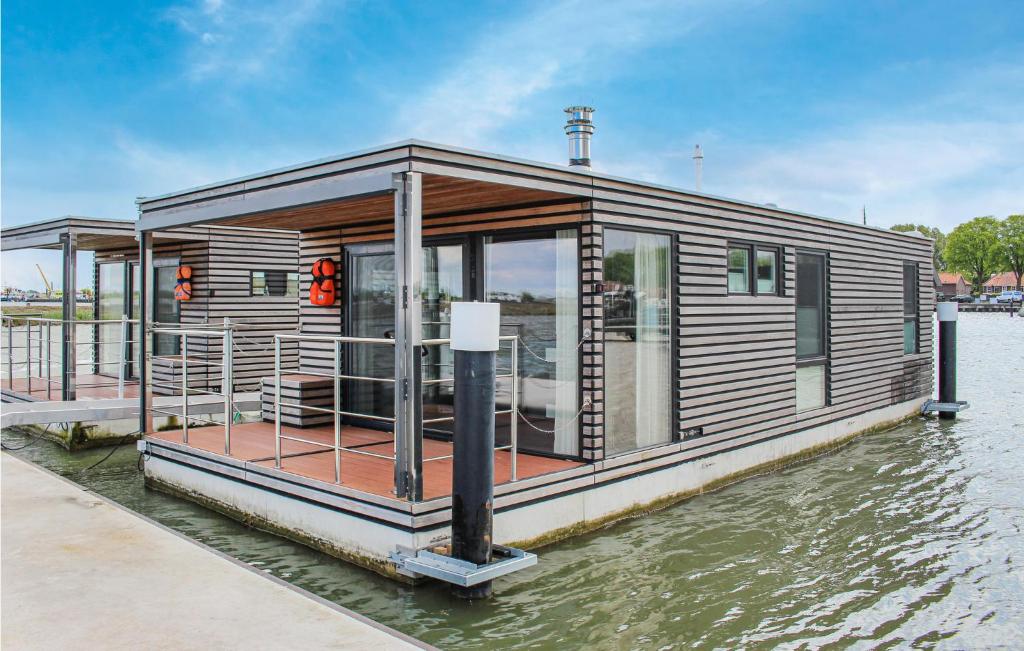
3,0 -> 1022,290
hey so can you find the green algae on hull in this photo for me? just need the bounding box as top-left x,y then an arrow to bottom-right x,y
508,413 -> 921,552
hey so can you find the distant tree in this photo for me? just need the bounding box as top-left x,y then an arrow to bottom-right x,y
81,288 -> 94,300
890,223 -> 947,271
997,214 -> 1024,291
943,217 -> 1004,291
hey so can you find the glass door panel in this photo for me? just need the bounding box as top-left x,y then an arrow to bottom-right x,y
484,229 -> 579,457
348,250 -> 397,424
153,265 -> 180,356
97,262 -> 126,377
128,263 -> 141,377
347,244 -> 464,429
421,244 -> 464,436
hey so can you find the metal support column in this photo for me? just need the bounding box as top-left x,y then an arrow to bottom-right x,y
138,231 -> 155,435
6,319 -> 12,390
45,321 -> 52,400
223,323 -> 234,455
393,171 -> 423,500
117,314 -> 128,399
60,232 -> 77,400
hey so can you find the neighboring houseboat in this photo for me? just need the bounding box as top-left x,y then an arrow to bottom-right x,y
1,216 -> 298,448
135,116 -> 935,581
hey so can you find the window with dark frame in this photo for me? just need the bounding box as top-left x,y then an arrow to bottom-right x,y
251,270 -> 299,297
728,243 -> 779,296
903,262 -> 919,354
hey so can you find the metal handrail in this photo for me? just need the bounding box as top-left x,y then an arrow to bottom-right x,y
151,325 -> 234,455
2,314 -> 137,399
269,333 -> 520,494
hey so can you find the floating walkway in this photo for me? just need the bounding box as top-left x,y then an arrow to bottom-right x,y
0,391 -> 261,429
0,453 -> 432,650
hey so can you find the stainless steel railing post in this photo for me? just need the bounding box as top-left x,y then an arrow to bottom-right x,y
26,321 -> 33,395
333,339 -> 342,484
118,314 -> 128,399
510,336 -> 518,482
223,326 -> 234,455
45,321 -> 52,400
274,336 -> 282,469
37,321 -> 43,378
181,333 -> 189,444
5,319 -> 11,391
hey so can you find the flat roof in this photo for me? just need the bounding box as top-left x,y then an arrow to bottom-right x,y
0,216 -> 138,252
135,138 -> 930,244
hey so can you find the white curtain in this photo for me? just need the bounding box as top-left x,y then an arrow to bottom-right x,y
634,233 -> 669,448
554,229 -> 579,455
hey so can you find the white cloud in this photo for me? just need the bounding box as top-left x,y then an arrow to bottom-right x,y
166,0 -> 326,82
389,0 -> 727,147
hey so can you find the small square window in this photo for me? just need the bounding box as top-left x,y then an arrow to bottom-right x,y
728,247 -> 751,293
252,271 -> 299,297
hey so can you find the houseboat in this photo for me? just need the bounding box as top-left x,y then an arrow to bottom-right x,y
135,112 -> 935,581
1,216 -> 299,448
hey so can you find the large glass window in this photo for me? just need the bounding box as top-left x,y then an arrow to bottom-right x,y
796,252 -> 827,412
603,229 -> 672,456
903,262 -> 919,354
485,229 -> 579,456
97,262 -> 126,376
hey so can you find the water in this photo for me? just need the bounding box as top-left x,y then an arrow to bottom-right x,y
5,313 -> 1023,648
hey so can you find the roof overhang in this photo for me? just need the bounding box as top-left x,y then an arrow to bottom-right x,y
133,139 -> 934,248
1,217 -> 138,252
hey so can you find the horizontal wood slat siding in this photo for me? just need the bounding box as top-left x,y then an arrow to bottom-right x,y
592,197 -> 934,457
297,231 -> 343,379
95,227 -> 299,395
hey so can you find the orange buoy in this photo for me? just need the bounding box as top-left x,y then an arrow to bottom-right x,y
310,258 -> 336,306
174,266 -> 193,301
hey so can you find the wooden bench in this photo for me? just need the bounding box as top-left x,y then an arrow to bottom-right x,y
261,374 -> 334,428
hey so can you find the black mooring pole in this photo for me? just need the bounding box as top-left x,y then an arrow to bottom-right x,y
450,302 -> 499,600
937,302 -> 957,421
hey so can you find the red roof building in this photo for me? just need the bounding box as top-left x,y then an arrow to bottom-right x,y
938,272 -> 971,298
983,271 -> 1022,293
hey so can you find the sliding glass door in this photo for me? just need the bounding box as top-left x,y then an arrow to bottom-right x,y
484,229 -> 579,457
603,229 -> 672,456
346,242 -> 465,428
343,230 -> 582,457
97,262 -> 126,377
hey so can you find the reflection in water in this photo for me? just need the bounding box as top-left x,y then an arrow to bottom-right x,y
6,314 -> 1023,649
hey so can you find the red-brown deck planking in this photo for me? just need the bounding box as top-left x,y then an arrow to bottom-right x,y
151,421 -> 581,500
1,374 -> 141,400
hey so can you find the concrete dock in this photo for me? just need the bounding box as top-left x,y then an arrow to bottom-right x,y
1,453 -> 432,650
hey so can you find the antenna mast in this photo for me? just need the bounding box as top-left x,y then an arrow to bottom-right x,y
693,144 -> 704,192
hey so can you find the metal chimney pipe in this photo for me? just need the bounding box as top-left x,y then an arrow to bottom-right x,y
564,106 -> 595,170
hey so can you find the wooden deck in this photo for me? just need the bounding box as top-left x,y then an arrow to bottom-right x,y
150,421 -> 580,500
1,374 -> 140,401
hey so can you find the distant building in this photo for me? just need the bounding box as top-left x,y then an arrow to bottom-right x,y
938,272 -> 971,298
983,271 -> 1021,293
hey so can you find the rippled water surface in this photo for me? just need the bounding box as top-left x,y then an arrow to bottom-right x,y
5,313 -> 1023,649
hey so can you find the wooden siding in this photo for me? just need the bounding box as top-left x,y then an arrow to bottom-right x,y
94,226 -> 299,396
590,197 -> 934,460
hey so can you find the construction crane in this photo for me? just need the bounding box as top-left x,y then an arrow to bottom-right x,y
36,265 -> 54,299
